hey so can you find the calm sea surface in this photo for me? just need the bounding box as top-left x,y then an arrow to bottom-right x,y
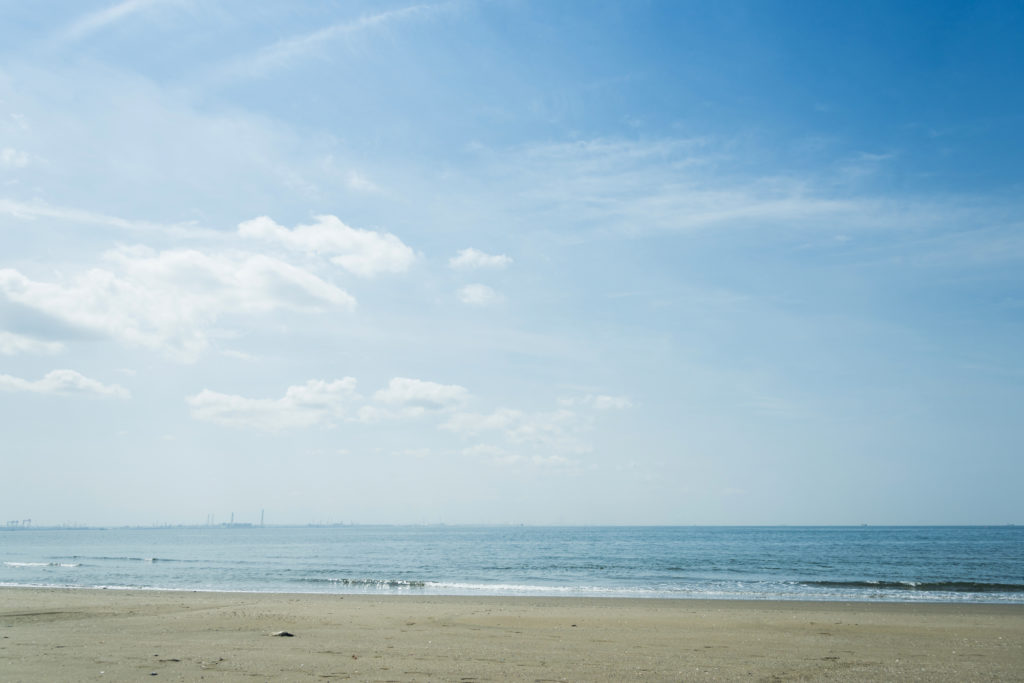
2,526 -> 1021,603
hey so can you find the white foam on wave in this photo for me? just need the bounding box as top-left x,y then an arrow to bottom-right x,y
423,581 -> 669,597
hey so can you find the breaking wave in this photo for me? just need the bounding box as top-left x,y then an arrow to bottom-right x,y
802,580 -> 1024,594
298,577 -> 427,589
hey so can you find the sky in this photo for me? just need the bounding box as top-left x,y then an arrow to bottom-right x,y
1,0 -> 1022,526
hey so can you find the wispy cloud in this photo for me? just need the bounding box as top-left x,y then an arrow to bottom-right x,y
442,392 -> 631,467
443,406 -> 590,455
346,171 -> 382,194
57,0 -> 164,45
1,148 -> 30,168
211,3 -> 448,82
0,198 -> 148,230
497,137 -> 864,235
457,283 -> 501,306
461,443 -> 575,468
560,394 -> 632,411
0,198 -> 211,239
457,136 -> 1024,280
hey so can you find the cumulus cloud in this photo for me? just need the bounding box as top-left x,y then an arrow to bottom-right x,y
457,283 -> 500,306
0,369 -> 129,398
0,331 -> 63,356
449,247 -> 512,270
0,246 -> 355,362
372,377 -> 469,415
182,372 -> 610,467
239,215 -> 416,276
186,378 -> 360,432
186,374 -> 476,430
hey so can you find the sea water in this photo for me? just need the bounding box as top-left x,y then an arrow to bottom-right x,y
1,526 -> 1021,603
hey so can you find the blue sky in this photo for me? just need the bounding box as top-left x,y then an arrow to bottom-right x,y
1,0 -> 1021,525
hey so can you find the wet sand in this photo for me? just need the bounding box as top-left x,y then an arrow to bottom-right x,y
1,587 -> 1022,681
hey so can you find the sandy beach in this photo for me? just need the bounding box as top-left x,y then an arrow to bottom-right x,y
1,588 -> 1021,681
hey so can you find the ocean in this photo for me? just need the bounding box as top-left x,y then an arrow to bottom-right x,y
1,525 -> 1021,603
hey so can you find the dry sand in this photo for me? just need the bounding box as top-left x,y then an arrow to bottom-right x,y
1,587 -> 1022,681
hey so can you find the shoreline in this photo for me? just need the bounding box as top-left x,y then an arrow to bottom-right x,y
3,587 -> 1022,681
1,582 -> 1023,605
3,580 -> 1023,605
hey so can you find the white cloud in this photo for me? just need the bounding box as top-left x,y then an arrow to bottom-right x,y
372,377 -> 469,415
0,246 -> 356,362
0,331 -> 63,356
457,283 -> 500,306
188,375 -> 472,429
239,215 -> 416,277
449,247 -> 512,270
186,378 -> 360,432
1,148 -> 30,168
0,369 -> 129,398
